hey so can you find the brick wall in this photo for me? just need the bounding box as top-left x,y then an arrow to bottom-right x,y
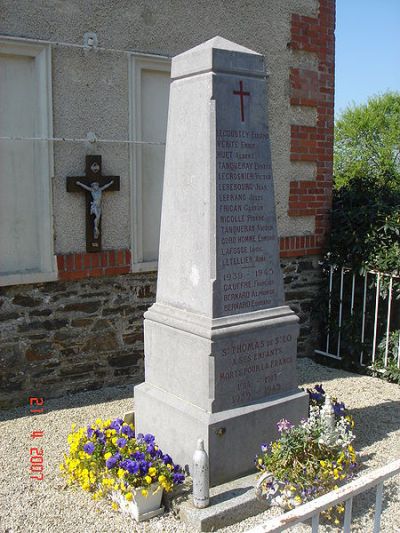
57,249 -> 131,281
285,0 -> 335,257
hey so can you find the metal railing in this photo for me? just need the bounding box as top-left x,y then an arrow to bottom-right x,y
315,265 -> 400,370
245,459 -> 400,533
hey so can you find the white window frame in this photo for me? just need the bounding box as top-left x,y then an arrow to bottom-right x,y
0,38 -> 56,286
128,52 -> 171,273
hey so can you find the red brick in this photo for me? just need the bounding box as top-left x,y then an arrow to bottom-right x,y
65,254 -> 74,272
108,250 -> 115,266
101,252 -> 108,267
88,268 -> 103,278
74,253 -> 82,271
83,253 -> 91,269
104,266 -> 130,277
91,254 -> 100,268
59,270 -> 86,281
56,255 -> 65,272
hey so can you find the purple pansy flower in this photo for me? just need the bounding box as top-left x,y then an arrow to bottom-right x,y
84,442 -> 95,455
120,459 -> 140,474
162,454 -> 173,465
117,437 -> 127,448
333,401 -> 346,417
144,434 -> 155,444
95,430 -> 106,444
109,418 -> 124,431
121,425 -> 135,439
132,451 -> 145,462
173,472 -> 185,484
106,454 -> 119,469
139,461 -> 149,475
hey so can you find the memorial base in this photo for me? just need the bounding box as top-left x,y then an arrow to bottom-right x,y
134,382 -> 308,486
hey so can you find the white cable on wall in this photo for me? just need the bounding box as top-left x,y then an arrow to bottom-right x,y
0,33 -> 171,59
0,135 -> 165,146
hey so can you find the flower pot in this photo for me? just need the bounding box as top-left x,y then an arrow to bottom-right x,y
255,471 -> 297,510
111,484 -> 164,522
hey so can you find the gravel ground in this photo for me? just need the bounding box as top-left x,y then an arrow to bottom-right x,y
1,358 -> 399,533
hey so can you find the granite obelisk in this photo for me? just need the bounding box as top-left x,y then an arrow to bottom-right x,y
134,37 -> 308,485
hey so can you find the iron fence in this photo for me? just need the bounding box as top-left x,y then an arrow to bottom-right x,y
315,265 -> 400,370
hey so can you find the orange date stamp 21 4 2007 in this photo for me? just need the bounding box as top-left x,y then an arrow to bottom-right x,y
29,397 -> 45,481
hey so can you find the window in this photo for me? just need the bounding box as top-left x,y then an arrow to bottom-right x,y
0,40 -> 55,286
129,54 -> 171,271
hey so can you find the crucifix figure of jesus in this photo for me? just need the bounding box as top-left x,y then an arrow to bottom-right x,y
233,80 -> 250,122
67,155 -> 120,252
75,179 -> 114,239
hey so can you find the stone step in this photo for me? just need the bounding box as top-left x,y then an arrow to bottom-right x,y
179,473 -> 269,532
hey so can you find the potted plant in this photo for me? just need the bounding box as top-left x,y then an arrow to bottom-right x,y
60,418 -> 185,522
255,385 -> 358,524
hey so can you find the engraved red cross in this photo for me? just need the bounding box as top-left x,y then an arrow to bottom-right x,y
233,80 -> 250,122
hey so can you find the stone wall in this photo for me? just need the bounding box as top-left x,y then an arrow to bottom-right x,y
0,273 -> 156,409
0,259 -> 322,409
281,256 -> 323,358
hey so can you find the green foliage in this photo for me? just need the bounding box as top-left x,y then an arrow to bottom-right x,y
375,331 -> 400,384
334,92 -> 400,189
327,180 -> 400,274
330,93 -> 400,274
382,366 -> 400,385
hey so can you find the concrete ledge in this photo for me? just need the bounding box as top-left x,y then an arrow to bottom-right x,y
179,473 -> 269,531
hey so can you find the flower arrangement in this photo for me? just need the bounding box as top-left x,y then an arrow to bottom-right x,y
255,385 -> 357,524
60,418 -> 185,512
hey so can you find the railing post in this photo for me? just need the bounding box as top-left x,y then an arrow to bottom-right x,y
397,331 -> 400,369
360,272 -> 368,366
350,272 -> 355,316
337,267 -> 345,357
326,265 -> 334,354
343,497 -> 353,533
311,513 -> 320,533
373,481 -> 384,533
372,272 -> 381,364
384,277 -> 393,368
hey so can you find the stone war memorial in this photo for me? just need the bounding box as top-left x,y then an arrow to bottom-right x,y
135,36 -> 309,485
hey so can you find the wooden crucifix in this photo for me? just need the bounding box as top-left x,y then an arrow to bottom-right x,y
67,155 -> 120,252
